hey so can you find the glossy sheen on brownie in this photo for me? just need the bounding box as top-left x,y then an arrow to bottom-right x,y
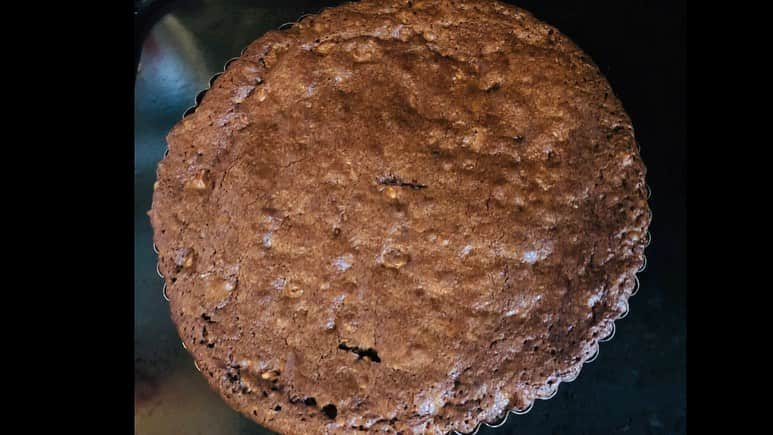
149,0 -> 650,433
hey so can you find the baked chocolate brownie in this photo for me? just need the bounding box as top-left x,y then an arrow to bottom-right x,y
149,0 -> 650,433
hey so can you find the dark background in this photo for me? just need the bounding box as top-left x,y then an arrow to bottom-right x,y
133,1 -> 686,434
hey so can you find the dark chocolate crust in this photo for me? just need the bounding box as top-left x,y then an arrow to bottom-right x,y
149,1 -> 650,433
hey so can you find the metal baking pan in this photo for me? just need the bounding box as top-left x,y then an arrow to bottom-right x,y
135,2 -> 659,434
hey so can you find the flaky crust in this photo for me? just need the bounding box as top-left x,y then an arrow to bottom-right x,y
149,1 -> 650,433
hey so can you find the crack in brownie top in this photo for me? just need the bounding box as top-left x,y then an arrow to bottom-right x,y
149,0 -> 650,433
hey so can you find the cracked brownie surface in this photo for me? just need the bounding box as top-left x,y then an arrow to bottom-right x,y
149,0 -> 650,433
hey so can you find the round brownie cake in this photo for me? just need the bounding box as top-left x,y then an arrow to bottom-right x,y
149,0 -> 650,433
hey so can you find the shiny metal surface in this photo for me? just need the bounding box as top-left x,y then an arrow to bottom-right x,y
135,2 -> 685,434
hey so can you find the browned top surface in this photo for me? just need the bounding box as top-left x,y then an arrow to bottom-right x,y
149,0 -> 649,433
